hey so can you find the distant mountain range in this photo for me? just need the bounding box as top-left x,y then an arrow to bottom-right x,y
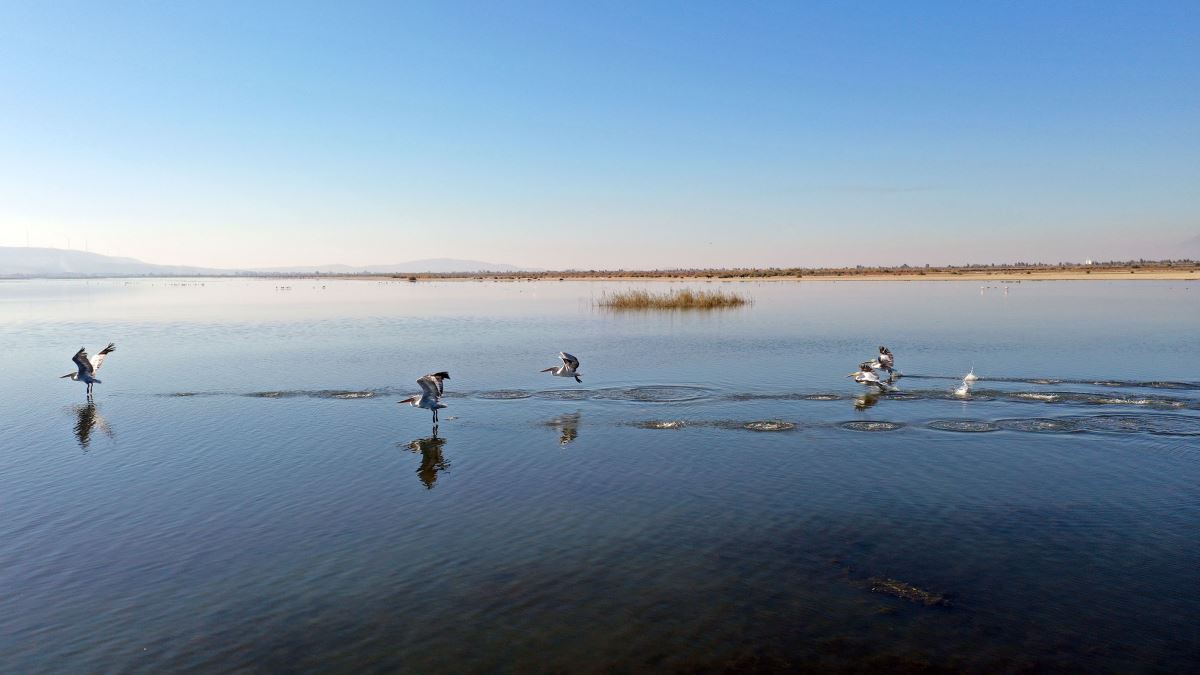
1175,234 -> 1200,259
0,247 -> 225,276
0,247 -> 531,277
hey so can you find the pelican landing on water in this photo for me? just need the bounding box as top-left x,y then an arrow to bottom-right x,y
399,372 -> 450,423
869,346 -> 898,379
849,362 -> 893,392
541,352 -> 582,383
61,343 -> 116,397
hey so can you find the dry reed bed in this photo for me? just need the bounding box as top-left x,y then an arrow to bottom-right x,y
598,288 -> 750,309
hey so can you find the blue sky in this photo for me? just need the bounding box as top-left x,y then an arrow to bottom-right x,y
1,1 -> 1196,268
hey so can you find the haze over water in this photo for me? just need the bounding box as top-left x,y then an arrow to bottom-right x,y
2,278 -> 1198,671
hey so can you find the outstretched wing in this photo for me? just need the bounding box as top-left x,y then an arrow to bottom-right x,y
90,343 -> 116,372
73,347 -> 93,376
878,347 -> 894,367
418,371 -> 449,397
559,352 -> 580,370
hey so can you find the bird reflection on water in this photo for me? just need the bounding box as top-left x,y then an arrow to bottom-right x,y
71,403 -> 114,451
854,392 -> 881,411
403,427 -> 449,489
544,412 -> 581,446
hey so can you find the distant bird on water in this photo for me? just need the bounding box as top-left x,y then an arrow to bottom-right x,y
849,362 -> 892,392
541,352 -> 582,383
61,343 -> 116,397
399,372 -> 450,423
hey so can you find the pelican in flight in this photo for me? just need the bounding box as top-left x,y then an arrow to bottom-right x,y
869,346 -> 897,379
398,372 -> 450,423
61,343 -> 116,397
849,362 -> 893,392
541,352 -> 582,383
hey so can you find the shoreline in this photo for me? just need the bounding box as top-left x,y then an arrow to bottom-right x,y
323,269 -> 1199,282
4,268 -> 1197,283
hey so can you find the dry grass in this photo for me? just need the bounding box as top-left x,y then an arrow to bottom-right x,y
598,288 -> 750,309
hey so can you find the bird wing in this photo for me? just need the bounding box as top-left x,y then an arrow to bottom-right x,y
559,352 -> 580,370
418,372 -> 448,397
90,343 -> 116,372
72,347 -> 93,376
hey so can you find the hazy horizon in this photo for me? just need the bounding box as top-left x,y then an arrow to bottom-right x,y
1,2 -> 1196,269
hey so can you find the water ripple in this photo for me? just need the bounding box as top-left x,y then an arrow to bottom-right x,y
926,420 -> 1000,433
591,385 -> 714,403
994,418 -> 1083,433
741,420 -> 797,432
632,420 -> 689,430
1067,413 -> 1200,437
840,421 -> 904,432
475,390 -> 533,400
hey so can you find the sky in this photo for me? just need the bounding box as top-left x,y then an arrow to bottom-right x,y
0,1 -> 1196,269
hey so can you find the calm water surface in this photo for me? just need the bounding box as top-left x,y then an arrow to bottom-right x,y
2,278 -> 1198,672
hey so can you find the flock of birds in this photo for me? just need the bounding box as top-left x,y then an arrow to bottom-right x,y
849,346 -> 977,398
64,345 -> 980,420
63,346 -> 587,425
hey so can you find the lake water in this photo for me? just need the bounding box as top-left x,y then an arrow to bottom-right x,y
2,278 -> 1198,672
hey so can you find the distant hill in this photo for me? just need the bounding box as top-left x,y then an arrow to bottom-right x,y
0,247 -> 532,277
252,258 -> 532,274
1174,234 -> 1200,260
0,247 -> 224,276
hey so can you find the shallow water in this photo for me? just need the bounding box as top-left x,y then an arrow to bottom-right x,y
2,278 -> 1198,672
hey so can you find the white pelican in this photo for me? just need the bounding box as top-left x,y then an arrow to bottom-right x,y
541,352 -> 582,383
398,371 -> 450,423
849,362 -> 893,392
61,343 -> 116,397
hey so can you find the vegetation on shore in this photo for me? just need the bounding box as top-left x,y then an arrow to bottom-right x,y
598,288 -> 750,309
373,259 -> 1199,281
